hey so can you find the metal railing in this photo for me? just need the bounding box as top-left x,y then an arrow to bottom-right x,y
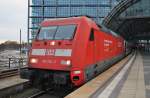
0,57 -> 27,69
8,58 -> 27,68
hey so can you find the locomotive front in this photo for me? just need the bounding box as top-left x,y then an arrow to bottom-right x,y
20,17 -> 90,88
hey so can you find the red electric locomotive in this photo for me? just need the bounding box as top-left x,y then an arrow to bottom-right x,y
21,16 -> 129,88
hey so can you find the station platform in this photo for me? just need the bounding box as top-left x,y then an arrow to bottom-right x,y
0,75 -> 28,90
65,52 -> 149,98
117,53 -> 145,98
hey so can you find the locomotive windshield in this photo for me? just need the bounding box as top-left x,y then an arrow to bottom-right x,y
37,25 -> 76,40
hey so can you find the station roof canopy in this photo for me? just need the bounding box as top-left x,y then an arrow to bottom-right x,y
102,0 -> 150,41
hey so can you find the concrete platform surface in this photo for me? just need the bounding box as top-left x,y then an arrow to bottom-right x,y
142,52 -> 150,98
95,53 -> 135,98
117,53 -> 146,98
0,75 -> 28,90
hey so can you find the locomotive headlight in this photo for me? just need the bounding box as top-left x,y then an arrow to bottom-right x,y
66,60 -> 71,65
30,58 -> 38,64
61,60 -> 71,66
73,70 -> 81,74
50,41 -> 55,46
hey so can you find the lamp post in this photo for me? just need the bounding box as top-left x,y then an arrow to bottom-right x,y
20,29 -> 22,57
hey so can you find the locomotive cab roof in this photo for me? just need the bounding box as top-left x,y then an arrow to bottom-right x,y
41,16 -> 121,38
41,16 -> 98,28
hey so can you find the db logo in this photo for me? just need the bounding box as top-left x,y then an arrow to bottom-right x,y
45,49 -> 55,55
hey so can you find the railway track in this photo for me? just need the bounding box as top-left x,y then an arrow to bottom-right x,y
0,67 -> 28,79
0,69 -> 19,79
27,90 -> 46,98
25,87 -> 72,98
26,88 -> 59,98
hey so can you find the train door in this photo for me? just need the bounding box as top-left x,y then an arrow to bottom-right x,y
92,29 -> 104,75
86,29 -> 95,64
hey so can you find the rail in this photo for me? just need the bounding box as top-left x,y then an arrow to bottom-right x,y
26,88 -> 52,98
0,67 -> 27,79
0,69 -> 18,79
27,91 -> 46,98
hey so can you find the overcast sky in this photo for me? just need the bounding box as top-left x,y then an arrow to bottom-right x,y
0,0 -> 27,43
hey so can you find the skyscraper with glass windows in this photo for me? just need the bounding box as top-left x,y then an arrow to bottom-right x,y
28,0 -> 119,42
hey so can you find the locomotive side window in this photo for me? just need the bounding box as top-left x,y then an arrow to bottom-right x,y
37,25 -> 76,40
89,29 -> 94,41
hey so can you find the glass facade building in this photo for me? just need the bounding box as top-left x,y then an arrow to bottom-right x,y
28,0 -> 120,41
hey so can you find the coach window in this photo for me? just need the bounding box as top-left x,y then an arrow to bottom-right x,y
89,29 -> 94,41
